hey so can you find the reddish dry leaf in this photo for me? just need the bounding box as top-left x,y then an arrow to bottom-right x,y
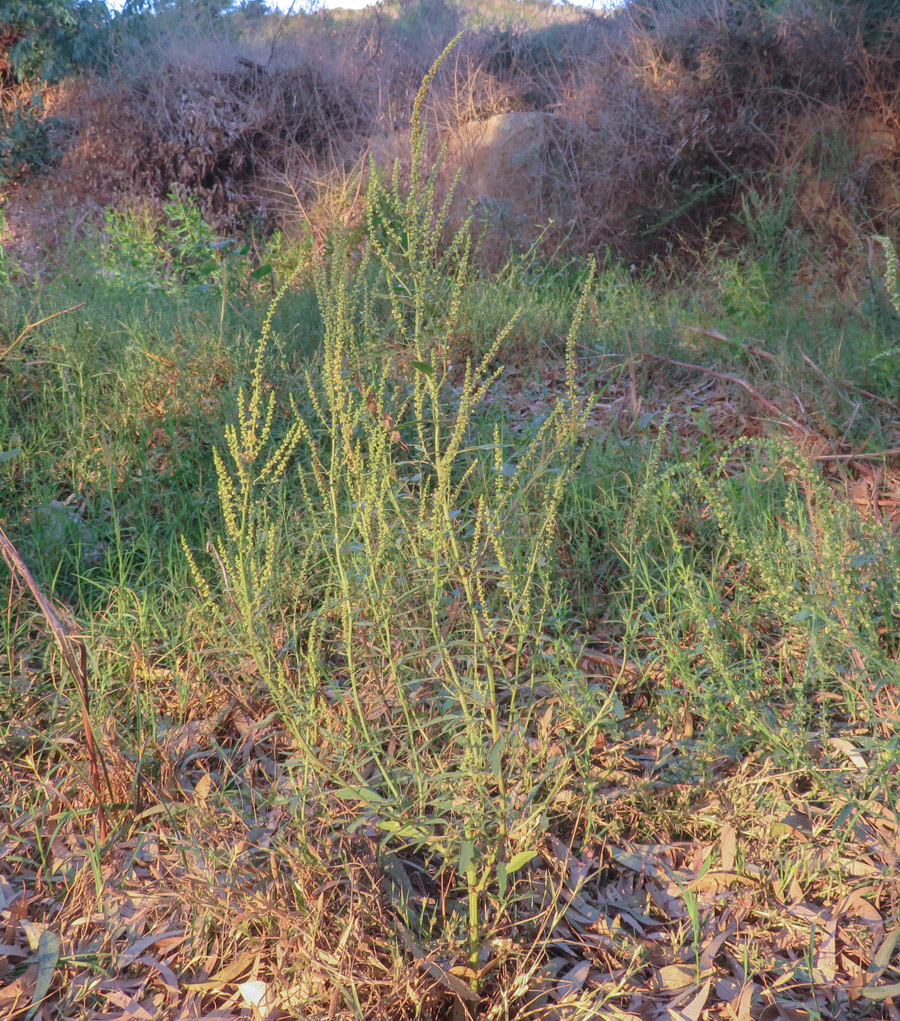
827,737 -> 868,770
547,835 -> 592,893
720,823 -> 737,872
731,982 -> 759,1021
171,1011 -> 236,1021
814,916 -> 838,984
3,893 -> 27,945
132,954 -> 180,993
869,926 -> 900,982
759,1003 -> 813,1020
106,995 -> 157,1019
699,928 -> 733,974
118,929 -> 185,968
655,964 -> 696,991
610,847 -> 667,880
0,962 -> 38,1017
839,889 -> 884,937
770,814 -> 813,840
552,959 -> 590,1001
668,977 -> 711,1021
715,976 -> 741,1002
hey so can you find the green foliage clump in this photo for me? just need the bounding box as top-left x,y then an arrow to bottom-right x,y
98,192 -> 273,296
0,95 -> 65,187
613,434 -> 900,752
0,0 -> 111,84
0,0 -> 111,186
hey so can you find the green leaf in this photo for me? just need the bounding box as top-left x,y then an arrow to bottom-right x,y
333,786 -> 385,804
861,983 -> 900,1000
250,263 -> 273,279
458,838 -> 475,877
505,849 -> 538,874
0,448 -> 21,463
27,928 -> 60,1020
848,553 -> 877,567
376,819 -> 431,839
871,926 -> 900,974
497,861 -> 508,899
410,361 -> 433,376
489,736 -> 503,779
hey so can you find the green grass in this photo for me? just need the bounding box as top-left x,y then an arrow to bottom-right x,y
1,92 -> 900,1020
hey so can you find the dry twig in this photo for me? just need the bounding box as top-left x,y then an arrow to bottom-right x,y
0,524 -> 112,838
0,302 -> 85,363
645,353 -> 822,440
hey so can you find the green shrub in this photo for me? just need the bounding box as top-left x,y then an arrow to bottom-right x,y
0,96 -> 65,187
98,192 -> 267,296
0,0 -> 111,84
613,432 -> 900,750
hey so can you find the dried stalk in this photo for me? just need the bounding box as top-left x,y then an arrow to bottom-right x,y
797,347 -> 900,415
0,303 -> 86,363
679,322 -> 900,416
646,353 -> 821,440
0,524 -> 111,839
814,448 -> 900,462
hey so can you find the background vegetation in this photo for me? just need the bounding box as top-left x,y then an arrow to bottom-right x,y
1,1 -> 899,1019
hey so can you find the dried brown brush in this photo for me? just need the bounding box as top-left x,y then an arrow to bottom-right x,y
6,0 -> 900,274
552,0 -> 874,259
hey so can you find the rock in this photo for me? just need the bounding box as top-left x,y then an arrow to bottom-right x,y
457,112 -> 549,202
854,113 -> 897,162
452,112 -> 570,239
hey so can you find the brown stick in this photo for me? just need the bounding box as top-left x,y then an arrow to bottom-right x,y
797,348 -> 900,414
623,329 -> 641,425
645,354 -> 820,438
676,324 -> 780,367
813,448 -> 900,461
0,524 -> 111,839
264,0 -> 297,68
678,323 -> 900,415
578,647 -> 666,683
0,303 -> 86,363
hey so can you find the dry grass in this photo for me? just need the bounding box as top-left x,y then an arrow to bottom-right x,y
5,0 -> 898,276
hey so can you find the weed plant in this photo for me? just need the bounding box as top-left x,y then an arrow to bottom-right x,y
611,436 -> 900,755
188,43 -> 612,980
98,192 -> 276,299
